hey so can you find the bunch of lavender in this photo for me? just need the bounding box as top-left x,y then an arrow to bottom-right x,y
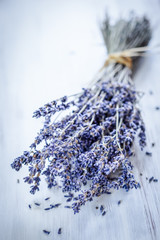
11,14 -> 151,213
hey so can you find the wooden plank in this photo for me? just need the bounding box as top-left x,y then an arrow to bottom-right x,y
0,0 -> 160,240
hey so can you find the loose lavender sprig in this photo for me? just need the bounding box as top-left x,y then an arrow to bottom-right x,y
11,14 -> 151,213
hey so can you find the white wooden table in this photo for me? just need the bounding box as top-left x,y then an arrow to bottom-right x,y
0,0 -> 160,239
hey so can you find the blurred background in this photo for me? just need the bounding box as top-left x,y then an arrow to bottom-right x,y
0,0 -> 160,240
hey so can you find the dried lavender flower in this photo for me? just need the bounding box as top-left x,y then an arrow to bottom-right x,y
149,177 -> 154,183
43,230 -> 50,235
151,143 -> 155,147
11,14 -> 151,214
58,228 -> 62,234
34,202 -> 40,206
64,206 -> 71,209
146,151 -> 152,156
44,207 -> 51,211
45,197 -> 50,201
50,203 -> 61,209
102,211 -> 106,216
153,179 -> 158,182
100,205 -> 104,213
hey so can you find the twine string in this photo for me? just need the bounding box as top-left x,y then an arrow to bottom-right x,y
100,45 -> 160,71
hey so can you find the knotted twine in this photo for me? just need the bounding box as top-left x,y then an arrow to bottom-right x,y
100,46 -> 157,70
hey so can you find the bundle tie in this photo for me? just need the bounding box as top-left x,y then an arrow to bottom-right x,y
102,54 -> 132,69
100,45 -> 160,71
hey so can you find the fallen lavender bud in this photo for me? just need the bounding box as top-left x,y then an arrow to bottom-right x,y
28,204 -> 31,209
66,198 -> 72,202
58,228 -> 62,234
44,207 -> 51,211
146,152 -> 152,156
45,197 -> 50,201
54,203 -> 61,207
50,203 -> 61,209
118,200 -> 122,205
64,193 -> 74,198
34,202 -> 40,206
102,211 -> 106,216
43,230 -> 50,235
100,205 -> 104,213
149,177 -> 154,183
153,179 -> 158,182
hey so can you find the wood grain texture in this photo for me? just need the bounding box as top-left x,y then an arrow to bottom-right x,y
0,0 -> 160,239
